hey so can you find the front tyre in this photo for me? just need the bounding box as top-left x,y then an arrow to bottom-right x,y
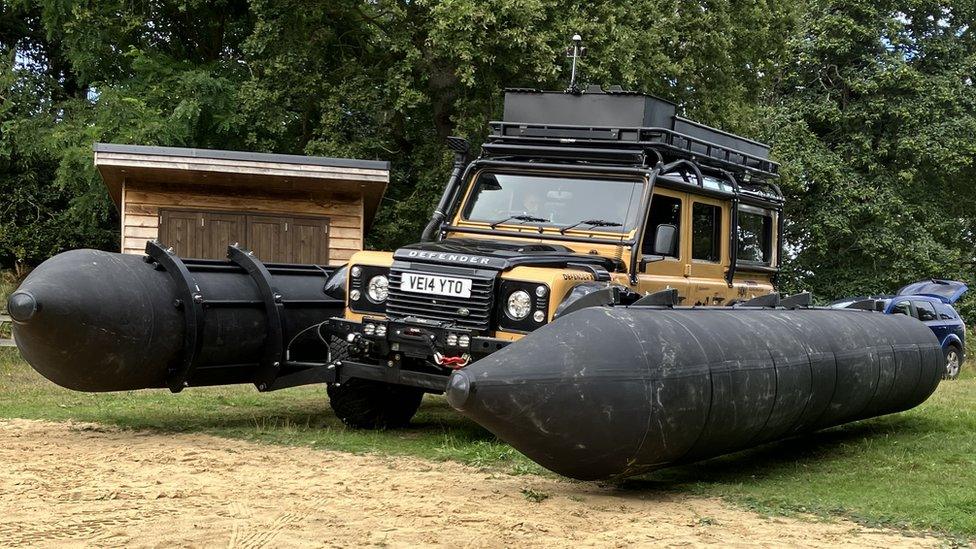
944,345 -> 962,380
327,378 -> 424,429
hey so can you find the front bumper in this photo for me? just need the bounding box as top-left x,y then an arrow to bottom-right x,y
326,316 -> 512,361
318,316 -> 512,392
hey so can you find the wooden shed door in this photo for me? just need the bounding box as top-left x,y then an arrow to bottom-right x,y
206,212 -> 247,258
289,217 -> 330,264
159,210 -> 205,258
159,209 -> 329,263
247,215 -> 288,263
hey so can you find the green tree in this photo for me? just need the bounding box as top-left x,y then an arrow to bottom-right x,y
2,0 -> 973,319
236,0 -> 799,249
765,0 -> 976,316
0,0 -> 255,267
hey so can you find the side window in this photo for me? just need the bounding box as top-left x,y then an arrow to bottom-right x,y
939,305 -> 957,320
913,301 -> 938,322
692,203 -> 721,262
643,194 -> 681,257
890,300 -> 914,317
737,207 -> 773,264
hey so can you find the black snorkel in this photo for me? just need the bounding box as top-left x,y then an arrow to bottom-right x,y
421,136 -> 470,242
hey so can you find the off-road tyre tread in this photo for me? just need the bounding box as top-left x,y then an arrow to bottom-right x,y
327,378 -> 424,429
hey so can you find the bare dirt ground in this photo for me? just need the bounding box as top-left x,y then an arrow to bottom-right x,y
0,419 -> 939,548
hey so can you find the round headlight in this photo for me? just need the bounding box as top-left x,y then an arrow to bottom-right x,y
506,290 -> 532,320
366,274 -> 389,303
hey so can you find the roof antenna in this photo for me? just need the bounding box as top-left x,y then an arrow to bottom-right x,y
565,34 -> 587,95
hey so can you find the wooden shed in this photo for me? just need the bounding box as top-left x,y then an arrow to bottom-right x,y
93,143 -> 389,265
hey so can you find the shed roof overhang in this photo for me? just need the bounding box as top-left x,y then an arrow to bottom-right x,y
94,143 -> 391,228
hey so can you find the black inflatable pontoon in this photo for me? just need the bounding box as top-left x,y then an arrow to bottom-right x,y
445,306 -> 942,479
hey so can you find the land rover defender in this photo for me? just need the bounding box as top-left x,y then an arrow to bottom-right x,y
323,85 -> 789,428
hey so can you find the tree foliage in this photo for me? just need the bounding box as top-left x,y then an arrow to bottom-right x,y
1,0 -> 974,314
766,0 -> 976,317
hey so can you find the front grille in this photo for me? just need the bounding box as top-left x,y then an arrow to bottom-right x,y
387,269 -> 495,331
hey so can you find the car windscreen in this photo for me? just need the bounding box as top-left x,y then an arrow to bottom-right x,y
897,279 -> 968,303
461,172 -> 644,233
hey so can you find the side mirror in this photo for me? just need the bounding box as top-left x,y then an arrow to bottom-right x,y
652,224 -> 677,256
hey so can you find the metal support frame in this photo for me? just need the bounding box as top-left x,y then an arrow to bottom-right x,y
338,360 -> 449,392
780,292 -> 813,309
721,171 -> 741,288
629,164 -> 662,284
718,169 -> 785,288
267,359 -> 451,393
145,241 -> 205,392
631,288 -> 679,307
773,208 -> 786,286
269,362 -> 337,391
659,159 -> 704,188
227,244 -> 286,391
734,293 -> 781,308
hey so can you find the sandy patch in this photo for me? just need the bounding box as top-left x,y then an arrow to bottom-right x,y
0,418 -> 938,548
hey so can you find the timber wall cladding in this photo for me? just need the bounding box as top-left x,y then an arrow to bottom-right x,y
122,183 -> 363,264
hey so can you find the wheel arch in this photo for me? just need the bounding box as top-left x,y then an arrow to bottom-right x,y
942,333 -> 963,352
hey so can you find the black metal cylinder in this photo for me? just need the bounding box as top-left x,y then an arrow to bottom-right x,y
446,306 -> 943,480
9,247 -> 343,392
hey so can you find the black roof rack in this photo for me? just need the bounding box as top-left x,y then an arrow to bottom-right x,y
480,142 -> 645,165
486,88 -> 780,180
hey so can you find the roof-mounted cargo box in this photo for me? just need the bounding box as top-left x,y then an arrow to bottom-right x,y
494,86 -> 776,177
503,86 -> 678,129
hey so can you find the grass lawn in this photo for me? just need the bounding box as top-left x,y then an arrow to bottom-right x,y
1,346 -> 974,541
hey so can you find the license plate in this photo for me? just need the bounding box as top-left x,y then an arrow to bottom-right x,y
400,273 -> 472,298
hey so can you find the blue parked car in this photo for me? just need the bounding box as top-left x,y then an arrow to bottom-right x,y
830,279 -> 968,379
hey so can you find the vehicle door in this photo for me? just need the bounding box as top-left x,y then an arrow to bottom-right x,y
637,189 -> 690,301
936,304 -> 967,344
889,299 -> 916,319
912,300 -> 947,343
686,196 -> 728,305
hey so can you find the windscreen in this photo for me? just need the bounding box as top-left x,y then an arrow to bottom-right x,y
462,172 -> 643,233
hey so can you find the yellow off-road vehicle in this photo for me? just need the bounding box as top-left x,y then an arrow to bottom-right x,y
325,84 -> 792,428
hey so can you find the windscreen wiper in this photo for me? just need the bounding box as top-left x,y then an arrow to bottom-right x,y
489,214 -> 548,229
559,219 -> 623,234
